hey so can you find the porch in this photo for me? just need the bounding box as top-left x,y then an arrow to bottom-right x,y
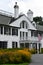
19,39 -> 41,53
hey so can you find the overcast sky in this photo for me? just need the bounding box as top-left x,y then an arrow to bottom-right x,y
0,0 -> 43,17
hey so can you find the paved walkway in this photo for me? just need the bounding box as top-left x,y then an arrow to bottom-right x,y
29,54 -> 43,65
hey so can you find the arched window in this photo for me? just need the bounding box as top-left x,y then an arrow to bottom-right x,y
20,20 -> 28,29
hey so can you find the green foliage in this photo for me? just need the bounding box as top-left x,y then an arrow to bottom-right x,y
30,48 -> 37,54
41,48 -> 43,53
0,48 -> 31,64
33,16 -> 42,22
33,16 -> 43,25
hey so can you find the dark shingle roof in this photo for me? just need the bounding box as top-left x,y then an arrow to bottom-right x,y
9,14 -> 24,24
36,25 -> 43,31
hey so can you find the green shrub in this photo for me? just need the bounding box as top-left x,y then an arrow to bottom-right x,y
41,48 -> 43,53
0,49 -> 31,64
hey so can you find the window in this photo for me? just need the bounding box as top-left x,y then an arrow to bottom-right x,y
26,23 -> 28,29
22,21 -> 24,28
20,32 -> 28,40
20,21 -> 28,29
25,43 -> 29,48
0,41 -> 7,48
20,32 -> 21,40
4,26 -> 11,35
12,28 -> 18,35
0,26 -> 3,34
31,30 -> 34,36
12,42 -> 17,48
31,30 -> 38,37
20,43 -> 24,48
20,32 -> 21,37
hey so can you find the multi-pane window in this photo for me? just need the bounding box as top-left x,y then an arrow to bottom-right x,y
12,42 -> 17,48
0,25 -> 18,36
0,41 -> 7,48
25,43 -> 29,48
20,43 -> 24,48
31,30 -> 38,37
20,21 -> 28,29
12,28 -> 18,36
20,43 -> 29,48
4,26 -> 11,35
20,31 -> 28,40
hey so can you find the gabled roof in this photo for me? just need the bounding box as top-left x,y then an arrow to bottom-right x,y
0,10 -> 13,25
9,14 -> 32,24
10,14 -> 37,30
0,14 -> 12,25
9,14 -> 24,24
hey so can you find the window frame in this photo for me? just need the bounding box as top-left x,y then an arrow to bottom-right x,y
20,21 -> 28,29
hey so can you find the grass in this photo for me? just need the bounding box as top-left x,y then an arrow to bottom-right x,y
1,63 -> 29,65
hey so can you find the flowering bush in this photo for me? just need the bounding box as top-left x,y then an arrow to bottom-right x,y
30,48 -> 37,54
0,49 -> 31,64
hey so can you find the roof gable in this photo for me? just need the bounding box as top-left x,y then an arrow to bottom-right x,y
10,14 -> 37,30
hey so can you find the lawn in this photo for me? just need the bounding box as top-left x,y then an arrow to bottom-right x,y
1,63 -> 29,65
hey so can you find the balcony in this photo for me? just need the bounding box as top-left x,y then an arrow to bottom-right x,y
20,36 -> 39,43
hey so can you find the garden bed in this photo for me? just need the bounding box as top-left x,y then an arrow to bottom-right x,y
0,48 -> 31,64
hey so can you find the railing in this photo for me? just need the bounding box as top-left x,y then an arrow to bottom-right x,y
20,36 -> 39,43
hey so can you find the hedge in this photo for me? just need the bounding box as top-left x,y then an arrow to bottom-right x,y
0,48 -> 31,64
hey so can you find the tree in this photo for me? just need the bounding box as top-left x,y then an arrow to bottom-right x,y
33,16 -> 43,25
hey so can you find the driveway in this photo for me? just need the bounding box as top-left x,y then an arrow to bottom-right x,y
29,54 -> 43,65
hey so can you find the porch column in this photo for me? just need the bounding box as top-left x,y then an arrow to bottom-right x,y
31,43 -> 32,49
17,42 -> 20,48
3,26 -> 4,35
37,43 -> 39,53
11,27 -> 12,35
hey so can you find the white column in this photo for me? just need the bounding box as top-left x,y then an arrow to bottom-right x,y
7,41 -> 12,48
3,26 -> 4,35
17,42 -> 20,48
37,43 -> 39,53
31,43 -> 32,49
11,27 -> 12,35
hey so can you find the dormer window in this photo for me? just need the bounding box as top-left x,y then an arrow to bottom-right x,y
20,20 -> 28,29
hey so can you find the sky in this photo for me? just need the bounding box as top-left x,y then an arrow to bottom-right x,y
0,0 -> 43,17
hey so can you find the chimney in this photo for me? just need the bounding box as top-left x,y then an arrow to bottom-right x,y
14,2 -> 19,18
27,9 -> 33,21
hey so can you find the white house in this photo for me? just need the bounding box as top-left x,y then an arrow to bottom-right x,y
0,2 -> 43,53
